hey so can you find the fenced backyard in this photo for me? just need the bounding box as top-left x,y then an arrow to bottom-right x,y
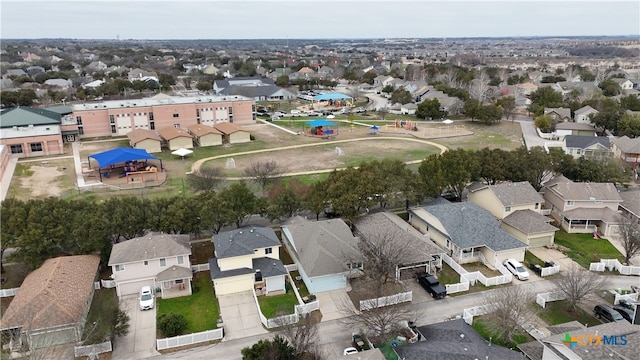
590,259 -> 640,275
442,254 -> 512,294
157,328 -> 224,351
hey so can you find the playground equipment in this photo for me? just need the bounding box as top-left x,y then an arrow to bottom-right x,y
226,158 -> 236,169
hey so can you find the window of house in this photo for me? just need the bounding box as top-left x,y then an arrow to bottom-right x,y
346,262 -> 363,270
150,121 -> 155,130
78,126 -> 84,135
228,107 -> 233,115
535,203 -> 539,209
505,206 -> 511,212
109,115 -> 115,124
30,143 -> 43,152
177,256 -> 184,264
173,113 -> 179,118
567,201 -> 574,206
115,264 -> 125,272
175,279 -> 183,284
265,248 -> 272,254
10,144 -> 23,154
143,260 -> 149,266
160,258 -> 166,267
111,125 -> 116,134
76,116 -> 83,125
174,124 -> 180,128
149,112 -> 154,120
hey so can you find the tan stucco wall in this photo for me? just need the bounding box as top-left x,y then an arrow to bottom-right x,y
469,189 -> 538,219
168,137 -> 193,150
495,248 -> 525,264
501,223 -> 555,247
198,133 -> 223,147
229,131 -> 250,144
213,273 -> 255,295
217,255 -> 254,272
134,139 -> 162,153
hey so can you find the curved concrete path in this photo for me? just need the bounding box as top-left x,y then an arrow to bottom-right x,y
191,136 -> 448,178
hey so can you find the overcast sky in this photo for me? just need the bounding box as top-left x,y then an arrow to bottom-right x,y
2,0 -> 639,40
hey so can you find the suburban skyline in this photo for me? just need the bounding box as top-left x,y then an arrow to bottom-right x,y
1,0 -> 639,40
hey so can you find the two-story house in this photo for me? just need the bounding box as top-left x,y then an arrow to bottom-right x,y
108,233 -> 193,298
542,176 -> 623,236
467,182 -> 557,248
573,105 -> 599,124
208,227 -> 287,296
611,136 -> 640,173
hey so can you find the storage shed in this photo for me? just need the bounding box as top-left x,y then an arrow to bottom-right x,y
157,127 -> 194,150
127,129 -> 162,153
187,124 -> 223,147
213,122 -> 251,144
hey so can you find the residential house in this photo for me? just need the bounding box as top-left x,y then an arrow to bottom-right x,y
573,105 -> 599,124
214,122 -> 251,144
544,107 -> 572,122
213,77 -> 274,94
280,216 -> 361,293
0,107 -> 64,157
128,68 -> 159,83
611,77 -> 634,90
157,127 -> 194,150
552,81 -> 599,101
108,233 -> 193,298
127,128 -> 162,153
373,75 -> 394,87
3,69 -> 27,78
408,199 -> 529,265
611,136 -> 640,173
564,135 -> 611,159
394,318 -> 522,360
220,84 -> 296,101
0,255 -> 100,350
555,122 -> 596,138
519,322 -> 640,360
187,124 -> 223,147
353,211 -> 444,280
400,103 -> 417,115
467,182 -> 557,247
618,188 -> 640,223
542,175 -> 623,236
43,78 -> 72,89
208,227 -> 287,296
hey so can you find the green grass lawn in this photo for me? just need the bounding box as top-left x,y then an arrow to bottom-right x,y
536,300 -> 600,327
157,272 -> 219,335
554,231 -> 625,268
82,288 -> 119,344
288,271 -> 310,298
257,292 -> 299,318
471,315 -> 533,350
524,250 -> 545,267
436,263 -> 460,285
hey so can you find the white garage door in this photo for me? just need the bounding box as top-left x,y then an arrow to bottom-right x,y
214,275 -> 254,296
117,279 -> 155,297
529,235 -> 553,248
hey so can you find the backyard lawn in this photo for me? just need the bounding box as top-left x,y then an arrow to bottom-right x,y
554,231 -> 625,268
471,315 -> 534,350
82,288 -> 119,344
157,272 -> 219,335
524,250 -> 545,267
536,300 -> 600,327
257,292 -> 299,318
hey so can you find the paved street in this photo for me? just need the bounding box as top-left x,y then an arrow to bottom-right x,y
145,275 -> 640,360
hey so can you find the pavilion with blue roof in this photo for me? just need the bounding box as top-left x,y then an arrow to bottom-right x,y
313,92 -> 353,109
303,119 -> 338,138
88,147 -> 163,182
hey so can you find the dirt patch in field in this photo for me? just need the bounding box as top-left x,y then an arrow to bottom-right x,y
17,165 -> 65,197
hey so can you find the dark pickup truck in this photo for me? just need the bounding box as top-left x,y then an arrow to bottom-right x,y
417,274 -> 447,299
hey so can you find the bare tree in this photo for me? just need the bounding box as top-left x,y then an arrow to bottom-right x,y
278,313 -> 323,359
186,166 -> 223,192
481,285 -> 538,345
469,71 -> 490,103
618,214 -> 640,264
378,106 -> 389,121
553,264 -> 608,311
243,160 -> 283,194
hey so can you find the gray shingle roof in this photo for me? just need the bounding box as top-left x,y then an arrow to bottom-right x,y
214,227 -> 280,259
156,265 -> 192,282
108,233 -> 190,265
612,135 -> 640,154
502,209 -> 558,234
555,122 -> 595,131
565,135 -> 609,150
252,257 -> 287,278
544,179 -> 622,202
395,319 -> 522,360
419,202 -> 528,251
282,216 -> 359,278
0,106 -> 61,128
574,105 -> 598,116
619,188 -> 640,218
208,258 -> 254,280
470,181 -> 543,207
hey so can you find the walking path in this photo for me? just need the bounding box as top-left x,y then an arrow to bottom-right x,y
0,157 -> 18,201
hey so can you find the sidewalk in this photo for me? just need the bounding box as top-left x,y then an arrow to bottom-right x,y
0,156 -> 18,201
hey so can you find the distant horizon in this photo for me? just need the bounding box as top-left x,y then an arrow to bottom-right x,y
2,1 -> 639,40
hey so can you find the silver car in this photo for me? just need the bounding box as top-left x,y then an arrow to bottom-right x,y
504,259 -> 530,280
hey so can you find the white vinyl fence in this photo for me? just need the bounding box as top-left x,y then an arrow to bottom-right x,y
360,291 -> 412,311
462,305 -> 490,325
614,292 -> 639,306
191,263 -> 210,272
541,264 -> 560,277
589,259 -> 640,275
536,291 -> 567,308
74,341 -> 112,358
442,254 -> 512,294
0,287 -> 19,298
156,328 -> 224,350
100,279 -> 116,288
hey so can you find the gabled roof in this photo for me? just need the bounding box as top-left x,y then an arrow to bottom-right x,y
612,136 -> 640,154
503,209 -> 558,234
619,188 -> 640,218
555,122 -> 595,131
0,255 -> 100,332
565,135 -> 610,150
157,127 -> 193,141
213,122 -> 249,135
220,84 -> 291,98
108,233 -> 191,265
187,124 -> 223,137
544,178 -> 622,202
468,181 -> 543,207
127,129 -> 161,145
416,201 -> 528,251
282,216 -> 359,277
0,106 -> 61,128
544,107 -> 571,119
395,318 -> 522,360
253,257 -> 287,278
214,227 -> 280,259
156,266 -> 192,282
574,105 -> 598,116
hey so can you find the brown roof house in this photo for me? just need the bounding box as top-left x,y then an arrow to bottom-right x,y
542,175 -> 623,236
0,255 -> 100,351
213,122 -> 251,144
187,124 -> 223,147
157,127 -> 194,151
127,128 -> 162,153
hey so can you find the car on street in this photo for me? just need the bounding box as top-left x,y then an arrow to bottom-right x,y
594,304 -> 625,323
504,258 -> 530,280
613,305 -> 634,323
139,286 -> 154,311
343,347 -> 358,355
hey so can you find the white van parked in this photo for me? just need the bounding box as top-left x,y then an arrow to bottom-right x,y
290,110 -> 302,116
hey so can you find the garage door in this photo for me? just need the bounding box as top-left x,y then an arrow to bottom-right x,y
529,235 -> 553,248
117,279 -> 155,297
214,274 -> 254,296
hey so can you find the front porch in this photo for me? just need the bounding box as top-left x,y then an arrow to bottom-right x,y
451,246 -> 488,266
157,266 -> 193,299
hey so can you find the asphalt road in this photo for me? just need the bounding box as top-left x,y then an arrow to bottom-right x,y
145,275 -> 640,360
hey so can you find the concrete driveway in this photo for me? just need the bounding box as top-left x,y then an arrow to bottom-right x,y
315,289 -> 355,322
218,291 -> 267,340
112,295 -> 159,360
528,246 -> 582,271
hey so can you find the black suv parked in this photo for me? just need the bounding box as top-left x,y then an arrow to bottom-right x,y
594,304 -> 626,323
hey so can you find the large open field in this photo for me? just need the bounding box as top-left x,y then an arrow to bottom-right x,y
6,118 -> 522,200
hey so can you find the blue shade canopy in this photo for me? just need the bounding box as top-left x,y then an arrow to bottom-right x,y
89,148 -> 159,168
371,125 -> 379,130
313,93 -> 352,100
306,119 -> 336,127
